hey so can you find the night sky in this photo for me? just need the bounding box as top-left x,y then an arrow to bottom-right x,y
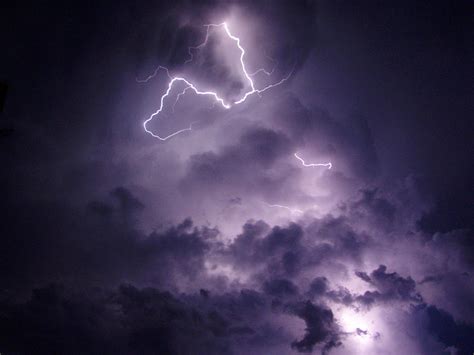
0,1 -> 473,354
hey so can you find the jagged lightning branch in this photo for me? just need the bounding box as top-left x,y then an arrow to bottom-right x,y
141,22 -> 292,141
294,152 -> 332,170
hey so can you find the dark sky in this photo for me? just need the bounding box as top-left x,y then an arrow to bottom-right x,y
0,1 -> 473,354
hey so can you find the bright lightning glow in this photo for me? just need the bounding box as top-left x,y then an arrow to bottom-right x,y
340,309 -> 369,333
294,152 -> 332,169
338,307 -> 380,348
141,22 -> 293,141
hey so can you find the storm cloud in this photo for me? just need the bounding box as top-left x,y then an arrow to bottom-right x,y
0,0 -> 472,354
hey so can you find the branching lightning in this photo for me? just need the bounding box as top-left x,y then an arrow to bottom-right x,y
294,152 -> 332,169
139,22 -> 333,216
140,22 -> 293,141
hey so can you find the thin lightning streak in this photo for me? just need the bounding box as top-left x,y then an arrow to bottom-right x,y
294,152 -> 332,169
248,67 -> 275,77
141,22 -> 292,141
248,53 -> 277,77
172,87 -> 192,113
265,203 -> 303,214
184,23 -> 220,65
136,65 -> 169,83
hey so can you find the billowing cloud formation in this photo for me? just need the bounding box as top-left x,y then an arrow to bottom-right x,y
355,265 -> 423,305
0,183 -> 472,354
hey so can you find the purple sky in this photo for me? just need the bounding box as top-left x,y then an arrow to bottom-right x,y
0,1 -> 473,354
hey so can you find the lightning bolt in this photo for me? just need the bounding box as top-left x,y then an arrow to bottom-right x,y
264,203 -> 303,214
294,152 -> 332,169
141,22 -> 293,141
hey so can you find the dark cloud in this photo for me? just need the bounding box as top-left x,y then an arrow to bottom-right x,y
307,278 -> 331,299
180,126 -> 296,200
0,187 -> 219,291
413,304 -> 474,355
268,93 -> 379,180
0,284 -> 232,355
418,275 -> 444,285
345,189 -> 396,229
224,216 -> 371,282
418,188 -> 474,235
288,301 -> 340,354
111,187 -> 145,213
225,221 -> 305,280
355,265 -> 423,306
304,215 -> 371,264
0,282 -> 343,355
325,287 -> 355,307
263,278 -> 299,298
